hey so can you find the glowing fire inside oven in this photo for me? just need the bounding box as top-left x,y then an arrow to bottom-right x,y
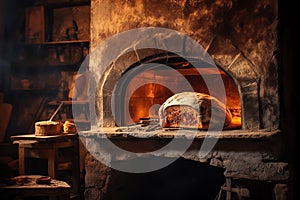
118,63 -> 241,130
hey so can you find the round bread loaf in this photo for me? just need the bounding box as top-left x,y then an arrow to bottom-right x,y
63,120 -> 77,134
158,92 -> 232,130
35,121 -> 62,136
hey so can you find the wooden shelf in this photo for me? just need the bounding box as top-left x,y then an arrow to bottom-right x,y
24,40 -> 90,45
45,1 -> 90,8
12,63 -> 82,74
9,88 -> 57,93
24,0 -> 90,7
48,100 -> 89,105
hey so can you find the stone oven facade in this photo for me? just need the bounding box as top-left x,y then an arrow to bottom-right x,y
92,0 -> 279,131
80,0 -> 292,199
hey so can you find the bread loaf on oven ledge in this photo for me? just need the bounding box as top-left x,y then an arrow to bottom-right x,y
158,92 -> 232,130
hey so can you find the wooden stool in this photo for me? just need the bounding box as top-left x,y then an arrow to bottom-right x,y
11,134 -> 80,197
0,175 -> 71,200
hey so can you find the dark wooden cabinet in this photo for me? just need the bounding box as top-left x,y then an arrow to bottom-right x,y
8,0 -> 90,134
15,0 -> 90,71
24,0 -> 90,44
12,40 -> 89,73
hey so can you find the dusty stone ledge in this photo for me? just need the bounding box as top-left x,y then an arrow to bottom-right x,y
79,128 -> 280,140
80,128 -> 290,182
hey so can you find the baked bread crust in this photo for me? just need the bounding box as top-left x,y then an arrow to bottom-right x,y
63,120 -> 77,134
158,92 -> 232,129
35,121 -> 62,136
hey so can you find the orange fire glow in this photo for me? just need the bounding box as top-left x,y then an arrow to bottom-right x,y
125,67 -> 241,129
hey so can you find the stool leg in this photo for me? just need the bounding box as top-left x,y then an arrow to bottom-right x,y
18,147 -> 25,175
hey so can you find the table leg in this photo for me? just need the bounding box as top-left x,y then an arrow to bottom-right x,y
72,140 -> 80,195
47,149 -> 57,178
18,147 -> 25,175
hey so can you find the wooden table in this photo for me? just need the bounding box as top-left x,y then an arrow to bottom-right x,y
11,134 -> 80,197
0,175 -> 71,200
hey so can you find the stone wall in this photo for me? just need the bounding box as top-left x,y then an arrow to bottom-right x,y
90,0 -> 279,130
82,130 -> 291,200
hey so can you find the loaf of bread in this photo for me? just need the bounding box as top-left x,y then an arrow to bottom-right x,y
35,121 -> 62,136
63,120 -> 77,134
158,92 -> 232,130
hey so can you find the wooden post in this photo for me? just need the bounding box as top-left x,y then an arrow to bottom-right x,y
71,138 -> 80,197
47,148 -> 57,178
18,147 -> 25,175
226,178 -> 232,200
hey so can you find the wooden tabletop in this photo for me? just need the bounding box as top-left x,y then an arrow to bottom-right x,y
0,175 -> 71,198
11,133 -> 78,142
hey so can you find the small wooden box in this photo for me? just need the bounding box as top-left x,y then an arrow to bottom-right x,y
25,6 -> 45,44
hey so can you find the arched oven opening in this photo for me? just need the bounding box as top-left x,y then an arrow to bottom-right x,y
112,52 -> 241,130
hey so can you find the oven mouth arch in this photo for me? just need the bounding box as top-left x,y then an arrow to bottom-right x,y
96,49 -> 246,130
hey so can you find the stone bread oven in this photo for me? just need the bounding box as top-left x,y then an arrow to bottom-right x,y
79,0 -> 292,199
